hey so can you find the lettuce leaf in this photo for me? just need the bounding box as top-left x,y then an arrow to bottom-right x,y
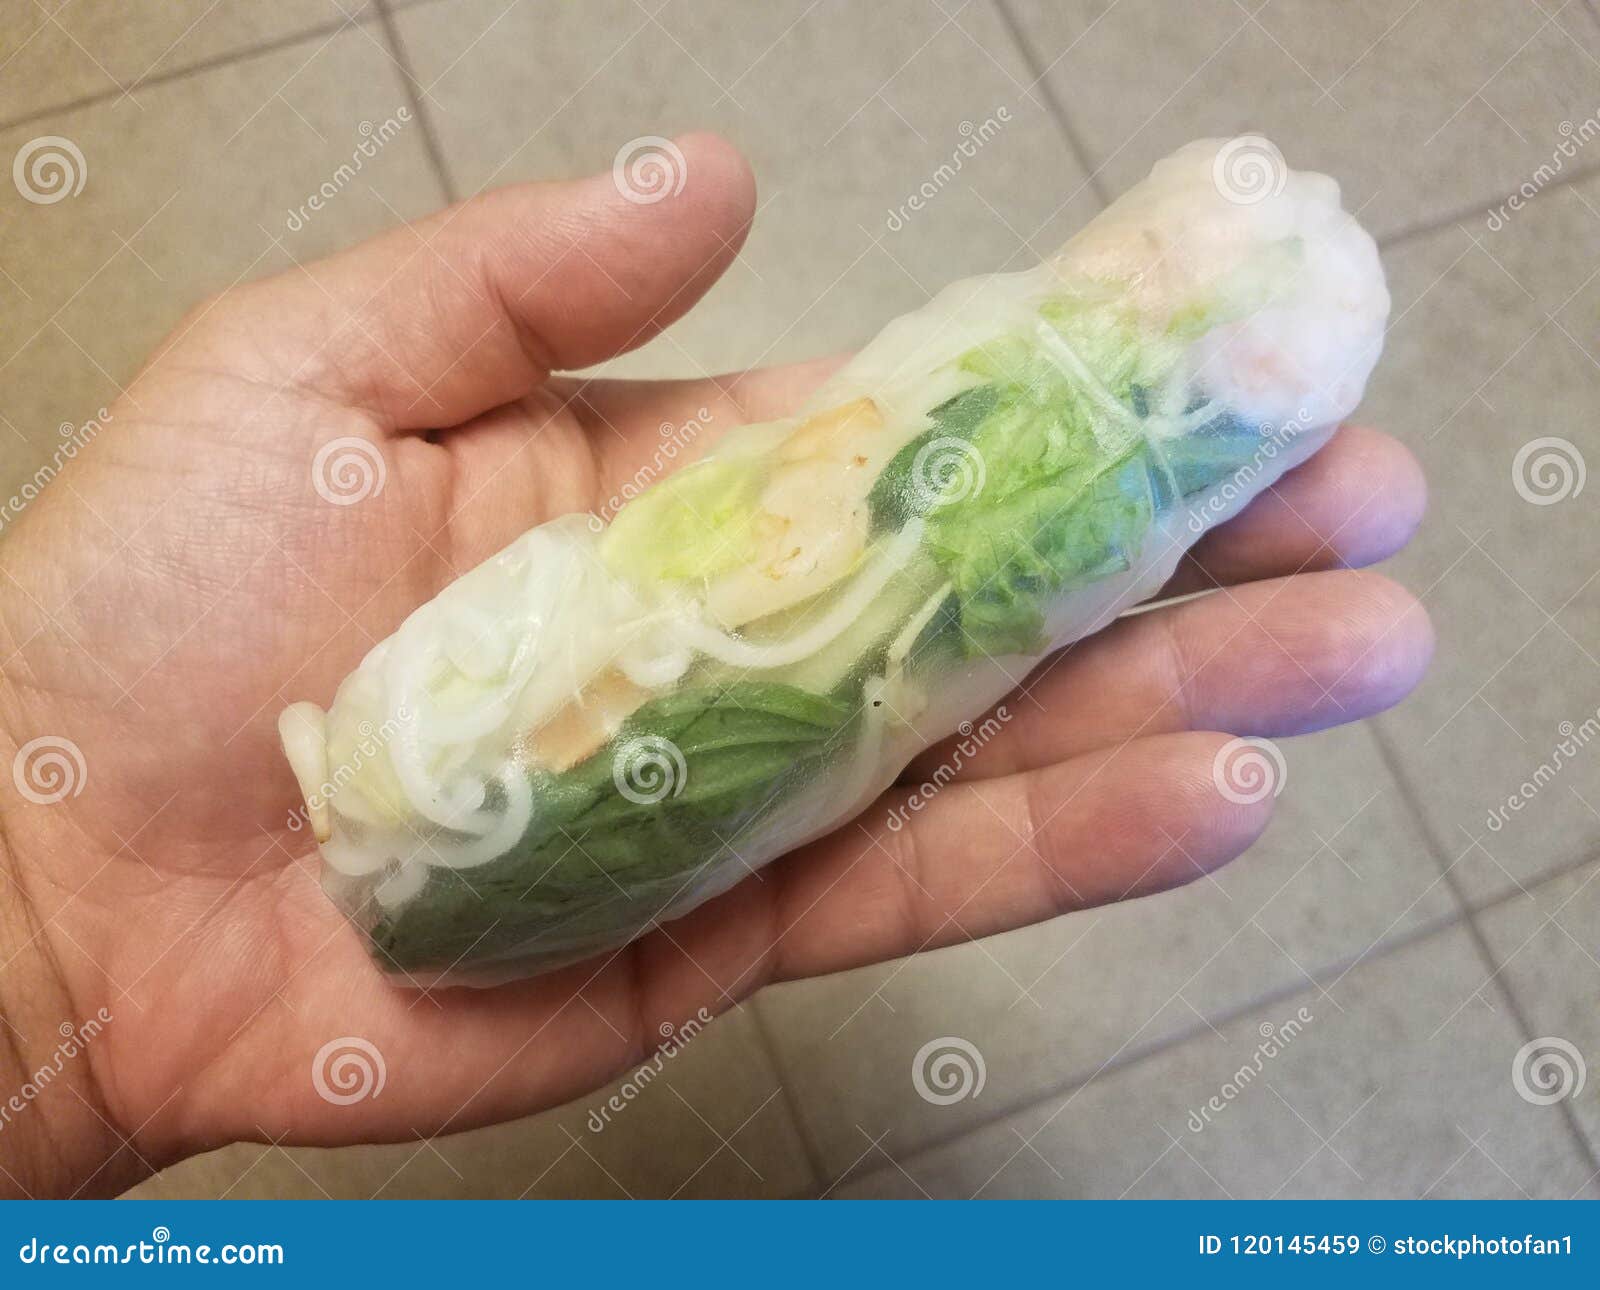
931,442 -> 1155,655
877,298 -> 1266,657
601,456 -> 766,584
909,308 -> 1160,655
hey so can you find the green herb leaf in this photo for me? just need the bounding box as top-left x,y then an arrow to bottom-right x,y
1153,412 -> 1265,497
867,384 -> 999,533
900,304 -> 1158,655
370,682 -> 852,972
929,443 -> 1156,655
897,301 -> 1268,657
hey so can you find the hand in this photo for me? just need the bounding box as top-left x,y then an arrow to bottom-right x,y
0,134 -> 1431,1197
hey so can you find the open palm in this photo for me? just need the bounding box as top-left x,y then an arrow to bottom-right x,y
0,135 -> 1430,1196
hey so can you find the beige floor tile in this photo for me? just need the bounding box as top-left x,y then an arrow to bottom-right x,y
394,0 -> 1100,379
0,22 -> 446,504
0,1 -> 385,125
1476,858 -> 1600,1158
757,721 -> 1456,1183
1362,173 -> 1600,901
837,924 -> 1600,1198
1001,0 -> 1600,239
129,1003 -> 816,1198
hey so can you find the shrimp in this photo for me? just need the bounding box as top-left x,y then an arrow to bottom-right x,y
703,398 -> 905,628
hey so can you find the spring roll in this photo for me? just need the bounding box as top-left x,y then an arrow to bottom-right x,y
280,137 -> 1389,986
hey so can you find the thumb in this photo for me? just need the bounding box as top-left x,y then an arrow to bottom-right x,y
218,132 -> 754,431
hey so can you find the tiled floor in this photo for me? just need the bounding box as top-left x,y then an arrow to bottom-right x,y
1,0 -> 1596,1199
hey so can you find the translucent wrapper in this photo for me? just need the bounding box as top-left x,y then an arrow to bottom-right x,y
280,137 -> 1389,986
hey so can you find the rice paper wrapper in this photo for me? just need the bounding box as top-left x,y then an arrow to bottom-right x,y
279,136 -> 1389,987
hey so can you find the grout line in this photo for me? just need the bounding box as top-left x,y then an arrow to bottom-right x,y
1463,839 -> 1600,920
0,0 -> 449,134
991,0 -> 1112,209
0,10 -> 381,134
1365,720 -> 1476,926
1368,724 -> 1600,1183
373,0 -> 459,205
812,895 -> 1480,1194
1367,717 -> 1554,923
826,833 -> 1600,1198
1378,159 -> 1600,250
805,842 -> 1600,1194
1453,901 -> 1600,1182
747,998 -> 830,1195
